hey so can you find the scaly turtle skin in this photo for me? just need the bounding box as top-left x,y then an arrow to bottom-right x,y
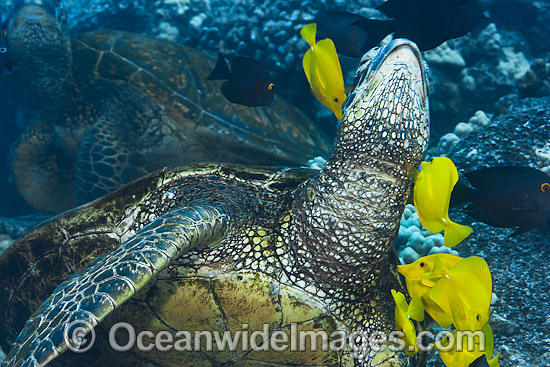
7,0 -> 330,212
0,38 -> 430,366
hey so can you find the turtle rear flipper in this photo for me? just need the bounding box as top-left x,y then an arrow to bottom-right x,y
2,205 -> 228,367
11,120 -> 76,212
75,124 -> 148,206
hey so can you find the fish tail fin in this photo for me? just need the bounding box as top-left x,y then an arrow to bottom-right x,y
207,53 -> 231,80
443,220 -> 472,247
450,181 -> 478,208
488,352 -> 501,367
300,23 -> 317,48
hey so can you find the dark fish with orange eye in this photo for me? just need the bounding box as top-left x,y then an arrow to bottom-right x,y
450,166 -> 550,235
0,20 -> 12,76
207,53 -> 275,107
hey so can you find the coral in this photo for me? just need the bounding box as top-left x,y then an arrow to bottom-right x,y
155,21 -> 180,41
423,43 -> 466,68
307,156 -> 327,170
432,132 -> 460,157
535,143 -> 550,175
429,110 -> 492,157
0,235 -> 14,256
497,47 -> 531,86
395,205 -> 459,264
518,58 -> 550,98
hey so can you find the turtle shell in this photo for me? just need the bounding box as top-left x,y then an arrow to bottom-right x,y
11,30 -> 331,212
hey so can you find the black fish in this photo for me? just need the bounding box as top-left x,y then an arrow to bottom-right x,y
0,20 -> 11,75
469,355 -> 489,367
316,10 -> 392,58
316,0 -> 485,57
379,0 -> 486,50
207,53 -> 275,107
450,166 -> 550,235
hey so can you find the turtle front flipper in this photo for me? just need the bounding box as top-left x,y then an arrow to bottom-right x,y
11,119 -> 76,212
1,205 -> 228,367
75,123 -> 149,206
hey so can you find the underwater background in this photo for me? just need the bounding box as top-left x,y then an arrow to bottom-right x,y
0,0 -> 549,366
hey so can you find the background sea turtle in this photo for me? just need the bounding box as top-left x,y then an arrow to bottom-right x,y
0,36 -> 430,367
6,0 -> 330,213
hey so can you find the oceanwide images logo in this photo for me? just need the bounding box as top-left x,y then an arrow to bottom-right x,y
63,321 -> 488,357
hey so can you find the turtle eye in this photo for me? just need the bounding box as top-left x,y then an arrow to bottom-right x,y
541,183 -> 550,192
268,83 -> 274,91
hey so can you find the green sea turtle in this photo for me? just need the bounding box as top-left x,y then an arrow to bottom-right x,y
6,0 -> 330,213
0,35 -> 430,367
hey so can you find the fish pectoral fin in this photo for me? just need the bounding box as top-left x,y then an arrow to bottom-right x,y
408,296 -> 425,322
443,220 -> 473,247
428,278 -> 453,319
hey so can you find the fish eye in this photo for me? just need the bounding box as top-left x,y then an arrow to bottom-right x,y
476,314 -> 481,321
419,262 -> 426,268
333,97 -> 339,103
268,83 -> 275,91
541,183 -> 550,192
0,47 -> 6,54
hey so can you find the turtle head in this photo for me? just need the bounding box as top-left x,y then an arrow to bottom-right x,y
335,39 -> 430,167
6,0 -> 73,112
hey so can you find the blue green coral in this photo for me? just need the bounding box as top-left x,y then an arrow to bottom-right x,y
395,204 -> 460,264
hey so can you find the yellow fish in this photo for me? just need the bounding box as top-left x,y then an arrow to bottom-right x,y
414,157 -> 473,247
301,23 -> 346,120
436,323 -> 500,367
429,256 -> 492,331
398,254 -> 463,328
391,289 -> 424,356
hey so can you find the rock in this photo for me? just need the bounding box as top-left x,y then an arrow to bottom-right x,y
449,97 -> 550,172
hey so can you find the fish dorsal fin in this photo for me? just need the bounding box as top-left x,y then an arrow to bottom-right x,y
408,296 -> 425,322
451,256 -> 492,295
207,53 -> 232,80
300,23 -> 317,48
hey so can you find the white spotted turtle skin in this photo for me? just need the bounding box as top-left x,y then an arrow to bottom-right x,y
0,38 -> 430,367
6,0 -> 331,213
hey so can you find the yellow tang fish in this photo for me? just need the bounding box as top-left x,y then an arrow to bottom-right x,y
414,157 -> 473,247
398,254 -> 463,328
429,256 -> 492,331
391,289 -> 424,356
436,323 -> 500,367
300,23 -> 347,120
